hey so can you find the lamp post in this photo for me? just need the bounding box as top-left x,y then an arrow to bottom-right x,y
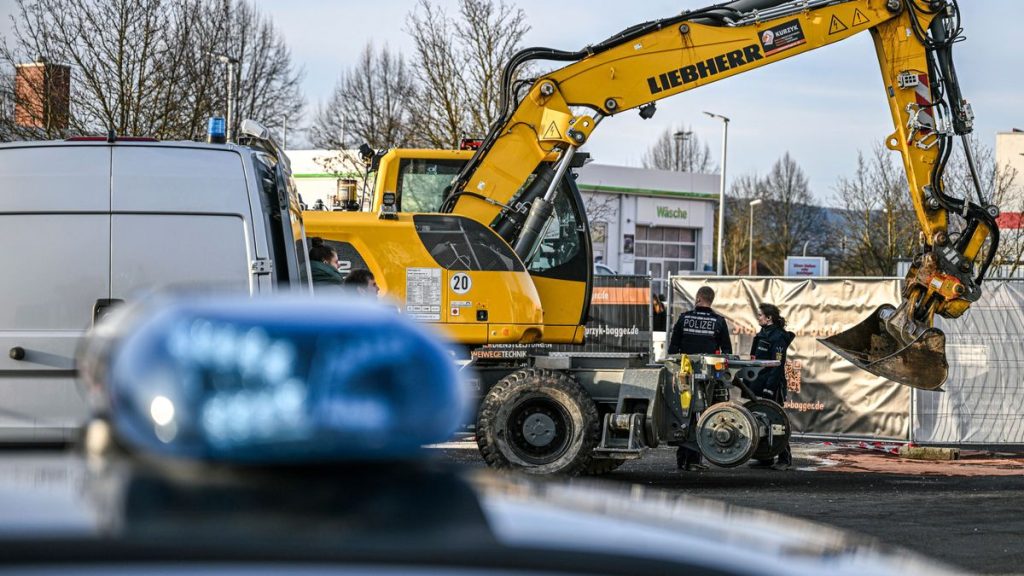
673,130 -> 691,172
704,111 -> 729,276
749,198 -> 763,275
209,53 -> 239,142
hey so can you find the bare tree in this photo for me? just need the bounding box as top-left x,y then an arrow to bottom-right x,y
734,153 -> 825,274
309,43 -> 417,150
641,124 -> 716,173
406,0 -> 529,148
721,176 -> 757,275
830,145 -> 917,276
581,192 -> 618,226
213,0 -> 304,142
0,0 -> 303,141
1,0 -> 173,139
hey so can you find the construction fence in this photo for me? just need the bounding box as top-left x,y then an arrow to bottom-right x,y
669,277 -> 1024,447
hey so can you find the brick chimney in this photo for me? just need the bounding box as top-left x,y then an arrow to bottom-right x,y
14,57 -> 71,131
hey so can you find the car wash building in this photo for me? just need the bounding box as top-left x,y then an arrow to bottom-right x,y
574,163 -> 720,296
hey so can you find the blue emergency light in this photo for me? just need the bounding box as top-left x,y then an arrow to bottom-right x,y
207,117 -> 227,144
78,294 -> 467,464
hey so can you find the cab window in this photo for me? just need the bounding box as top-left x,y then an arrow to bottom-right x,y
413,215 -> 524,272
396,159 -> 463,212
526,180 -> 581,275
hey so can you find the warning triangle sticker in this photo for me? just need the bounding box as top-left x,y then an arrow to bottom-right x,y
852,8 -> 870,26
542,121 -> 562,140
828,15 -> 849,35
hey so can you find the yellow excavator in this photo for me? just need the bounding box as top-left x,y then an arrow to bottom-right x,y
306,0 -> 998,391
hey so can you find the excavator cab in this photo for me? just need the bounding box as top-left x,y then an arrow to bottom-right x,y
384,149 -> 593,344
303,148 -> 593,346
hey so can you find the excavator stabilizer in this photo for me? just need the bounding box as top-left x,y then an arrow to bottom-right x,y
819,305 -> 948,392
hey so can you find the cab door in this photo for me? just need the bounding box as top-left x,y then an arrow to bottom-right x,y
522,175 -> 594,344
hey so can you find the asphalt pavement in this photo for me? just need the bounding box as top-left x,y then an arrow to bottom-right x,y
434,438 -> 1024,575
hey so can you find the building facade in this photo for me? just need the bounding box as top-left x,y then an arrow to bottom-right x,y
575,163 -> 719,296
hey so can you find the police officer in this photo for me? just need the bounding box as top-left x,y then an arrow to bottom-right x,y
668,286 -> 733,471
668,286 -> 733,356
748,302 -> 796,470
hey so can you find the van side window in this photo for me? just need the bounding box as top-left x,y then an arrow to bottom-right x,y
413,215 -> 524,272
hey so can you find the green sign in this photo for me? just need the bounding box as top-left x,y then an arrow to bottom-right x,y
656,206 -> 688,219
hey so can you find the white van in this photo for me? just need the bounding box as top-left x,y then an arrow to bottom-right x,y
0,132 -> 310,442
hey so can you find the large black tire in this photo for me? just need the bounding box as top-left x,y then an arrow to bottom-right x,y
476,368 -> 599,476
582,458 -> 625,476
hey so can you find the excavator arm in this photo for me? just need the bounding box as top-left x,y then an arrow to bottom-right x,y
444,0 -> 998,390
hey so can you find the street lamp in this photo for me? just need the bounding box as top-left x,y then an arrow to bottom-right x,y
209,53 -> 239,142
749,198 -> 763,275
704,111 -> 729,276
673,130 -> 691,172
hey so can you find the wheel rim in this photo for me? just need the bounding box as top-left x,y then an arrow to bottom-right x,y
505,395 -> 573,465
696,403 -> 758,467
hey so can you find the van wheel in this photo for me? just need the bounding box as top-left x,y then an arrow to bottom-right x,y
476,369 -> 598,476
582,458 -> 624,476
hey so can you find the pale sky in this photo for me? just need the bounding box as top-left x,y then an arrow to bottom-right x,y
3,0 -> 1021,202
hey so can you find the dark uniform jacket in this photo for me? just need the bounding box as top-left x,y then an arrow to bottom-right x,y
310,260 -> 345,286
749,324 -> 796,402
668,306 -> 733,355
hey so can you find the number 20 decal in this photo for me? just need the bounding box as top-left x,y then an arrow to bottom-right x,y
451,273 -> 472,294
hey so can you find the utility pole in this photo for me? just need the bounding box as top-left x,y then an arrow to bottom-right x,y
673,130 -> 691,172
749,199 -> 763,275
209,53 -> 239,142
704,111 -> 729,276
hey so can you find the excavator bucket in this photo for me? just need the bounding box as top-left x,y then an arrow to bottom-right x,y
819,305 -> 948,391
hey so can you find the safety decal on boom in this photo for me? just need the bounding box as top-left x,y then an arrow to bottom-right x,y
542,121 -> 562,140
852,9 -> 870,27
760,20 -> 806,56
909,73 -> 935,144
828,15 -> 849,35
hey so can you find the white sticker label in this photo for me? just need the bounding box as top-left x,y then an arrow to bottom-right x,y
406,268 -> 442,321
450,272 -> 472,294
451,300 -> 472,308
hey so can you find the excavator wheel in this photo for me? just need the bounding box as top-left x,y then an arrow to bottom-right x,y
476,368 -> 599,476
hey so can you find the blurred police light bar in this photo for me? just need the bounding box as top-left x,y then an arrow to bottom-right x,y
77,295 -> 467,463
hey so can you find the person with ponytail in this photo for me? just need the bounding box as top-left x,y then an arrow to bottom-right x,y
308,237 -> 345,288
749,302 -> 796,470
